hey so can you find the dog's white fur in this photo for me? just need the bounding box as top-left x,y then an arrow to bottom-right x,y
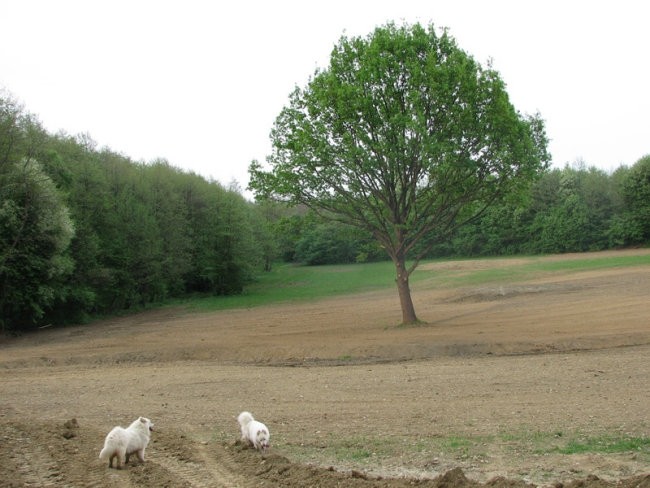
237,411 -> 270,451
99,416 -> 154,468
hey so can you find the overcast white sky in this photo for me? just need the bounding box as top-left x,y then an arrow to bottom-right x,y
1,0 -> 648,194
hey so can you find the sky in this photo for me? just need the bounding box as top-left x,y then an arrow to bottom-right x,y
1,0 -> 648,195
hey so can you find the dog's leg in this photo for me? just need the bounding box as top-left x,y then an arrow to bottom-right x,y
117,450 -> 126,469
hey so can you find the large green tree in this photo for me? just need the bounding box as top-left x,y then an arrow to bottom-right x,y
0,159 -> 74,331
249,22 -> 549,324
0,96 -> 75,331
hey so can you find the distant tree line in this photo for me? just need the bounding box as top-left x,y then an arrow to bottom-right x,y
271,158 -> 650,263
1,93 -> 648,332
431,158 -> 650,256
1,94 -> 271,332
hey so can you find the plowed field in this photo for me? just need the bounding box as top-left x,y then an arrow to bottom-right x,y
1,249 -> 649,487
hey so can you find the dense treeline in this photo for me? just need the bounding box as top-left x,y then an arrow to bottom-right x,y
270,157 -> 650,264
436,158 -> 650,257
1,95 -> 270,332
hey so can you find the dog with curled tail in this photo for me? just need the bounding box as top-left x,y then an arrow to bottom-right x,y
99,416 -> 154,468
237,411 -> 270,451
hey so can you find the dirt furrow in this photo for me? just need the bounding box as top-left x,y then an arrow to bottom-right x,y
196,442 -> 261,488
146,432 -> 258,487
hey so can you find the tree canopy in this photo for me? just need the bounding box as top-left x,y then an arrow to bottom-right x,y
249,22 -> 550,324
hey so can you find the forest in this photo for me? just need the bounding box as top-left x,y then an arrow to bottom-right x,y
1,93 -> 649,333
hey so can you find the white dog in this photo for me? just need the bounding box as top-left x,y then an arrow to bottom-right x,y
237,411 -> 270,451
99,416 -> 154,468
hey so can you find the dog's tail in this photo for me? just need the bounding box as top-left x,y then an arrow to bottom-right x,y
99,445 -> 110,460
237,411 -> 254,427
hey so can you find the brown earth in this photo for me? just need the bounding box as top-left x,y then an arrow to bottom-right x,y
0,249 -> 649,487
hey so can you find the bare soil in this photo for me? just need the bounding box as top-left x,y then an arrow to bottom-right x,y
1,249 -> 649,487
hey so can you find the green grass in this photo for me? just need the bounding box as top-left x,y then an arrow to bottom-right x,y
555,435 -> 650,454
185,261 -> 401,311
282,430 -> 650,469
181,250 -> 650,312
531,253 -> 650,272
416,251 -> 650,289
497,430 -> 650,457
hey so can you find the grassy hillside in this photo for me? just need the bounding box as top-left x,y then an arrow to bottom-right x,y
184,250 -> 650,312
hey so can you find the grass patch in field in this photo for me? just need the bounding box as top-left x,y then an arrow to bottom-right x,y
331,435 -> 397,462
186,260 -> 402,311
279,429 -> 649,475
417,252 -> 650,289
497,429 -> 650,457
182,250 -> 650,312
423,265 -> 531,288
290,433 -> 493,465
532,253 -> 650,272
554,435 -> 650,455
433,434 -> 491,460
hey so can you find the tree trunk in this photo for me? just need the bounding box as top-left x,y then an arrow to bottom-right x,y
395,255 -> 418,325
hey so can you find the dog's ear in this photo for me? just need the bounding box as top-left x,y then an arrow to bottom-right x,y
139,417 -> 146,423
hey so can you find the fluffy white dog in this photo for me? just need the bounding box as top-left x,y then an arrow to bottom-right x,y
237,411 -> 270,451
99,416 -> 154,468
